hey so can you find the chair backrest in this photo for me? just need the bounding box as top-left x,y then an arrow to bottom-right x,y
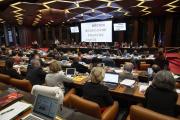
0,60 -> 5,68
31,85 -> 64,105
9,78 -> 32,92
69,94 -> 102,119
139,64 -> 150,71
129,105 -> 179,120
0,73 -> 11,84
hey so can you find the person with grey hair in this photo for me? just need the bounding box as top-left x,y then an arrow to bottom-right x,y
144,70 -> 178,117
119,62 -> 136,81
26,59 -> 47,85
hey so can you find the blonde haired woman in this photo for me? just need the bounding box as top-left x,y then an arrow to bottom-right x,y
83,67 -> 113,108
45,61 -> 72,93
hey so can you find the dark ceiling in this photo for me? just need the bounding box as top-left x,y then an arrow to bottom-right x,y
0,0 -> 179,26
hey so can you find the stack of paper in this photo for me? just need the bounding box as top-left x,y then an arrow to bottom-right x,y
139,85 -> 149,93
120,79 -> 136,87
0,101 -> 31,120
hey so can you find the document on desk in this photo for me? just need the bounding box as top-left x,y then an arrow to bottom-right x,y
0,101 -> 31,120
120,79 -> 136,87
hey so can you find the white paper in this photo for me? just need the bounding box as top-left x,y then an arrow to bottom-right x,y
120,79 -> 136,87
139,85 -> 149,93
176,89 -> 180,94
174,75 -> 180,79
114,69 -> 123,73
0,101 -> 31,120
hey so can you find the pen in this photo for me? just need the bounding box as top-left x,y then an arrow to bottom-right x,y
0,108 -> 14,115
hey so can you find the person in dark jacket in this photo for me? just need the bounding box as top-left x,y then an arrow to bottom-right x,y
1,59 -> 22,79
83,67 -> 113,107
71,57 -> 90,73
144,70 -> 178,117
26,59 -> 46,85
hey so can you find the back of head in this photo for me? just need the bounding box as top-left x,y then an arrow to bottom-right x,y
152,64 -> 161,73
90,67 -> 105,84
124,62 -> 134,73
73,57 -> 80,62
5,59 -> 14,69
49,61 -> 61,73
92,57 -> 100,65
152,70 -> 175,91
31,59 -> 41,68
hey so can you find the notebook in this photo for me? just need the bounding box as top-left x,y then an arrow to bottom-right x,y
0,92 -> 23,109
0,101 -> 31,120
21,94 -> 59,120
66,68 -> 76,78
103,73 -> 119,89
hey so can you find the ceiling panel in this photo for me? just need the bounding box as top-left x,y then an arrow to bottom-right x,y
0,0 -> 179,26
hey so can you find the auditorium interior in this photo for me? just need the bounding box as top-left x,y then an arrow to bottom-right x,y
0,0 -> 180,120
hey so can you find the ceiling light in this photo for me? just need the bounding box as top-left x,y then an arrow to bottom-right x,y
164,0 -> 179,12
107,1 -> 112,7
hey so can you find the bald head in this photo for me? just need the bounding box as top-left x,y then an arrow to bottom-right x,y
31,59 -> 41,68
152,64 -> 161,73
124,62 -> 134,73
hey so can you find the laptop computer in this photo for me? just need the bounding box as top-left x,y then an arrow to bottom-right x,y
103,73 -> 119,89
147,68 -> 153,75
21,94 -> 59,120
66,68 -> 76,78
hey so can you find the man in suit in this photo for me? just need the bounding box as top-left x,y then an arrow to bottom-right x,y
71,57 -> 90,73
26,59 -> 46,85
119,62 -> 136,81
0,59 -> 22,79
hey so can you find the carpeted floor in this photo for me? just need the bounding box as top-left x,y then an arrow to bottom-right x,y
165,53 -> 180,74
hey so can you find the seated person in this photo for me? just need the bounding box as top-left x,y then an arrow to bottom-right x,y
71,57 -> 90,73
119,62 -> 136,81
12,52 -> 22,64
151,64 -> 161,78
89,57 -> 101,70
26,59 -> 46,85
27,52 -> 46,71
83,67 -> 113,108
144,70 -> 178,117
102,55 -> 115,67
45,61 -> 72,93
0,59 -> 22,79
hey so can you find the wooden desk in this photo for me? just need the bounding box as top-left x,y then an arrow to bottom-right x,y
69,76 -> 180,107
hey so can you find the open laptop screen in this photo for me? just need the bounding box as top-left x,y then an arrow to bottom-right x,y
103,73 -> 119,83
33,94 -> 59,119
66,68 -> 76,75
147,68 -> 153,75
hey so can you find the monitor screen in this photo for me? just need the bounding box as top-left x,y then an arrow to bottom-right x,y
66,68 -> 76,75
81,21 -> 112,42
70,26 -> 79,33
147,68 -> 153,75
113,23 -> 126,31
103,73 -> 119,83
33,94 -> 59,119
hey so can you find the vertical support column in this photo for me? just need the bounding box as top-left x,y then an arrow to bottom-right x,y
59,26 -> 62,42
12,26 -> 17,45
3,24 -> 8,46
132,19 -> 138,45
164,16 -> 173,47
119,32 -> 124,45
45,26 -> 48,46
52,27 -> 55,41
147,17 -> 154,47
37,27 -> 42,46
